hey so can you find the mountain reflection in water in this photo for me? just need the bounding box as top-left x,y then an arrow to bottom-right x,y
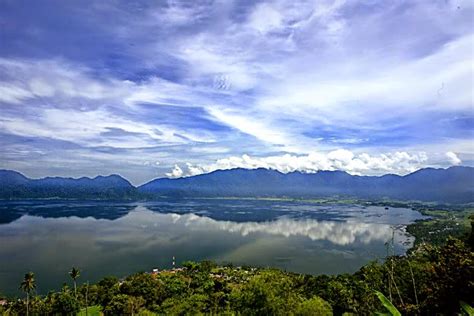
0,200 -> 425,295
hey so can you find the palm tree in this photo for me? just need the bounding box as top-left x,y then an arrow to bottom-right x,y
19,272 -> 36,316
69,267 -> 80,297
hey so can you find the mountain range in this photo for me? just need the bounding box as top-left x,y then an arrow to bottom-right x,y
0,169 -> 136,200
1,166 -> 473,203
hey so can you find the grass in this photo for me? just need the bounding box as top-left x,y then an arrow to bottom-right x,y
77,305 -> 101,316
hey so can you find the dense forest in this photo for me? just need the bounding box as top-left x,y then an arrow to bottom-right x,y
1,215 -> 473,315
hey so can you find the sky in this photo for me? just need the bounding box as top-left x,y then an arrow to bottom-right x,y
0,0 -> 473,185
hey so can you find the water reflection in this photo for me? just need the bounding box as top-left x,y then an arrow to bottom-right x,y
0,201 -> 133,224
0,201 -> 424,295
172,212 -> 397,246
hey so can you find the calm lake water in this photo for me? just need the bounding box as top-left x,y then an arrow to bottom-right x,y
0,199 -> 426,295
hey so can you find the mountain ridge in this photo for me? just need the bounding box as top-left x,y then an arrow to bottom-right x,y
0,166 -> 473,203
0,169 -> 135,200
138,166 -> 474,203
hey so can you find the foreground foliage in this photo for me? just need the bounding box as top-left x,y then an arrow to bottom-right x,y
1,219 -> 473,315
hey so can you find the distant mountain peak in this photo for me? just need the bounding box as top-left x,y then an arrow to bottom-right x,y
0,170 -> 136,200
138,166 -> 474,203
1,167 -> 472,203
0,169 -> 29,185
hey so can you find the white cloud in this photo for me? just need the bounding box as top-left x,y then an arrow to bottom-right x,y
176,35 -> 259,92
185,162 -> 207,177
0,58 -> 206,108
172,13 -> 474,154
166,149 -> 430,178
207,107 -> 292,147
247,3 -> 283,34
0,58 -> 218,148
255,34 -> 474,128
150,1 -> 210,26
0,58 -> 124,102
446,151 -> 462,165
29,79 -> 55,97
0,84 -> 33,104
166,164 -> 184,178
0,107 -> 214,148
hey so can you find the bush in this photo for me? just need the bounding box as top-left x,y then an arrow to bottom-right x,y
51,291 -> 80,315
120,273 -> 165,307
104,294 -> 145,316
296,296 -> 333,316
230,270 -> 300,315
160,294 -> 209,315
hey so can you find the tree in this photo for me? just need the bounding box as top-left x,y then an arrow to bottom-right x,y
160,294 -> 208,315
69,267 -> 81,297
104,294 -> 145,316
51,290 -> 80,315
230,270 -> 300,315
120,273 -> 165,308
97,276 -> 120,308
423,238 -> 474,314
19,272 -> 36,316
182,261 -> 215,294
296,296 -> 333,316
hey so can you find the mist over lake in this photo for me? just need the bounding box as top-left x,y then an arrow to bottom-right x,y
0,199 -> 426,295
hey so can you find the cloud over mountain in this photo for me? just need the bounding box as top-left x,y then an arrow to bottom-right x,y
167,150 -> 430,178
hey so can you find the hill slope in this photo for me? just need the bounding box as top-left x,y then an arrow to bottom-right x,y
139,166 -> 474,203
0,170 -> 137,200
1,167 -> 473,202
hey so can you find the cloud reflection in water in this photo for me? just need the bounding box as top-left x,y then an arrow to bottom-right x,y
160,210 -> 401,246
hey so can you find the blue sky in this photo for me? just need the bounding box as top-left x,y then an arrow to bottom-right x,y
0,0 -> 473,184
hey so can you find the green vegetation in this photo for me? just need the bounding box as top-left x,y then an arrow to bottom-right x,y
18,272 -> 36,316
374,291 -> 401,316
77,305 -> 101,316
406,208 -> 473,246
1,234 -> 473,315
1,206 -> 473,315
69,267 -> 81,298
460,301 -> 474,316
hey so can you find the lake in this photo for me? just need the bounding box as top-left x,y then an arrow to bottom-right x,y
0,199 -> 426,295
